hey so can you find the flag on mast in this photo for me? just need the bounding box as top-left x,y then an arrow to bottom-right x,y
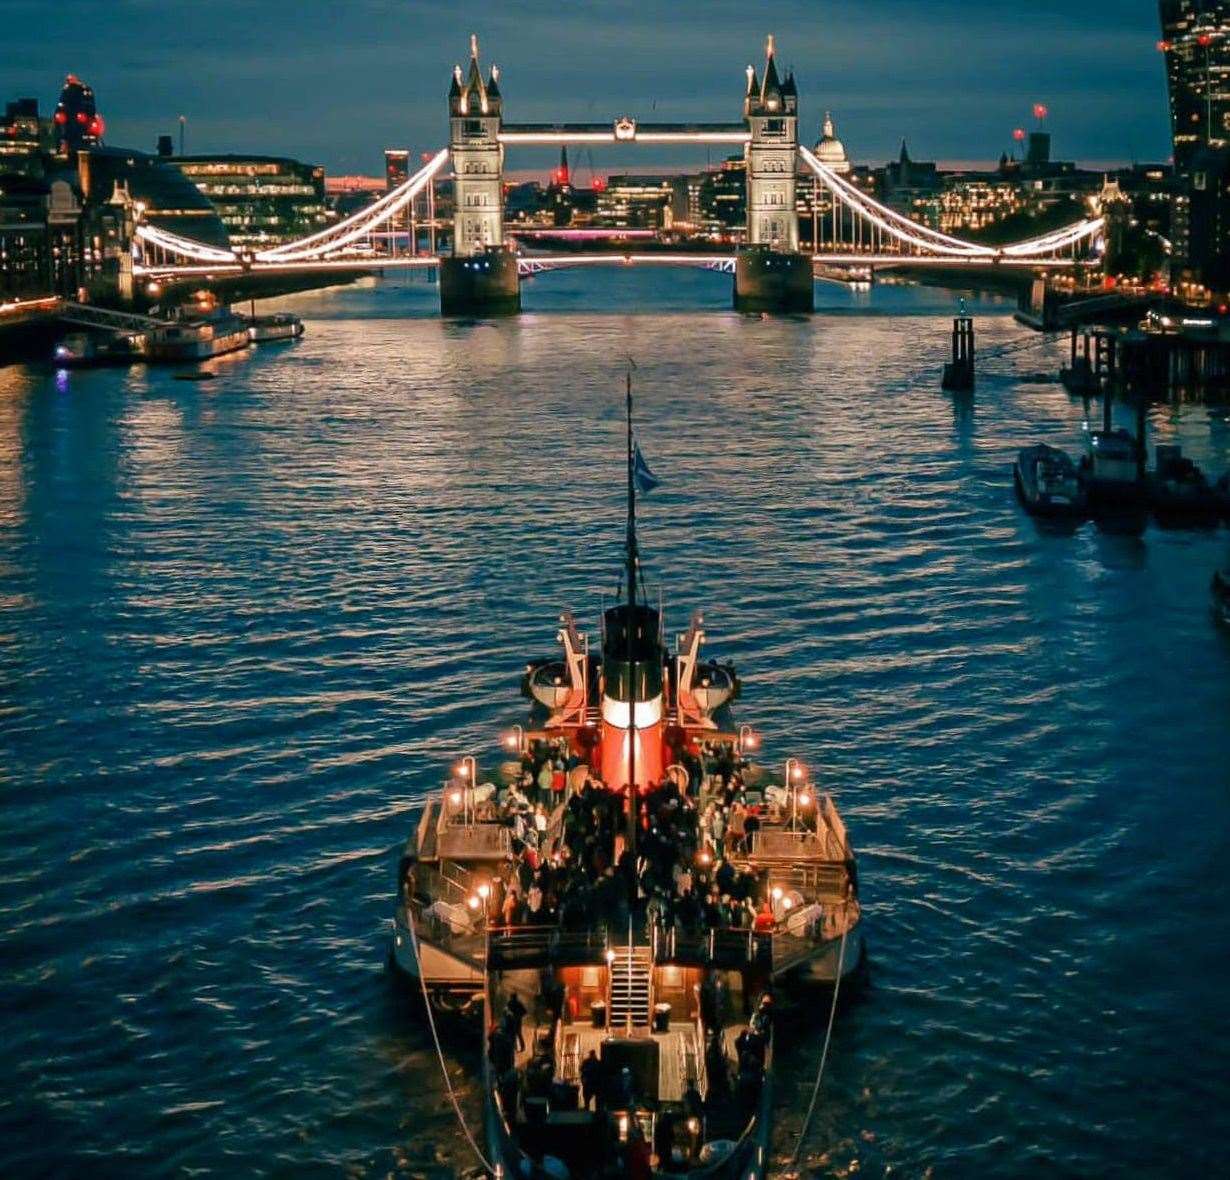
632,440 -> 660,494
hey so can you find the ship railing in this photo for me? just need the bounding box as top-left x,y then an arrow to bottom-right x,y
486,924 -> 610,970
404,893 -> 486,968
764,860 -> 854,903
746,825 -> 847,864
768,897 -> 861,974
650,923 -> 773,971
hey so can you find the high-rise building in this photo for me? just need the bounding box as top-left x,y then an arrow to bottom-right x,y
52,75 -> 104,156
1159,1 -> 1229,169
1160,2 -> 1230,296
384,149 -> 410,191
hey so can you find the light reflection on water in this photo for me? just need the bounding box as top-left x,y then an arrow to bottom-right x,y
1,271 -> 1229,1177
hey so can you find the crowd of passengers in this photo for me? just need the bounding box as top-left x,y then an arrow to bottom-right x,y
470,738 -> 787,935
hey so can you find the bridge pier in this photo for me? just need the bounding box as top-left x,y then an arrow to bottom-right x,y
733,247 -> 814,313
439,247 -> 521,316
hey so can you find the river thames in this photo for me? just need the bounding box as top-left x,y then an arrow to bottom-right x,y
2,271 -> 1228,1177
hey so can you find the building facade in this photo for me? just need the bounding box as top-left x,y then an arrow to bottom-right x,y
1159,1 -> 1230,296
170,155 -> 328,248
1159,1 -> 1229,170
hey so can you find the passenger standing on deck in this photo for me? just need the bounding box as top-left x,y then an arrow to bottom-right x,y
506,992 -> 527,1052
580,1049 -> 603,1110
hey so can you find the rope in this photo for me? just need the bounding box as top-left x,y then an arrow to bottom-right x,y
788,927 -> 849,1168
403,905 -> 495,1175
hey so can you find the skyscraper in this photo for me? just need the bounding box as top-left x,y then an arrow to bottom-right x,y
1160,2 -> 1230,296
1158,1 -> 1229,170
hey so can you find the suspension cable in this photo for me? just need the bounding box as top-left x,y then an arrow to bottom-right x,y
403,905 -> 495,1175
788,928 -> 848,1169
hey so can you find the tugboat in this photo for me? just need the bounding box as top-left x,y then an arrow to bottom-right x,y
392,378 -> 862,1179
1013,444 -> 1087,518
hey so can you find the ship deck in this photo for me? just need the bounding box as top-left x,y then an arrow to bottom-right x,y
555,1022 -> 709,1103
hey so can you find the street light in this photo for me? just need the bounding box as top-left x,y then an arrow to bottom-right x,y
456,755 -> 477,824
785,759 -> 806,830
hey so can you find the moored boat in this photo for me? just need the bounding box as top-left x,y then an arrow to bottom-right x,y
392,381 -> 862,1179
1013,444 -> 1087,518
1149,445 -> 1222,522
147,307 -> 250,362
246,313 -> 304,343
54,330 -> 146,368
1079,428 -> 1147,508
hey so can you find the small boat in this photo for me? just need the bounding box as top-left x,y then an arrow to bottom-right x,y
54,331 -> 146,368
147,307 -> 250,362
1013,444 -> 1087,517
1149,445 -> 1221,521
1214,569 -> 1230,626
173,371 -> 216,382
246,313 -> 304,343
1079,428 -> 1146,508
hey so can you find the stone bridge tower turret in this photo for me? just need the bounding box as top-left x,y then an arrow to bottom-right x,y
440,35 -> 521,314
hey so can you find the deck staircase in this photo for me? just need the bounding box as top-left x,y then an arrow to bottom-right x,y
608,945 -> 652,1029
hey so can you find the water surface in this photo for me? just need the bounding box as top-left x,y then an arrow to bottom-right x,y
2,270 -> 1228,1177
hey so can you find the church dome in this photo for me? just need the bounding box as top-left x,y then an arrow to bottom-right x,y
814,112 -> 851,173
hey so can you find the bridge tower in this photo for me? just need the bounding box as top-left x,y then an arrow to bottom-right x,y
735,36 -> 813,312
440,36 -> 520,315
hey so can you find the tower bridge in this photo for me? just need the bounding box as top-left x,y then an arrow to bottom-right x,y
131,35 -> 1106,316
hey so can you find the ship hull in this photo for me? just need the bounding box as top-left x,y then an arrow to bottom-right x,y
783,926 -> 866,985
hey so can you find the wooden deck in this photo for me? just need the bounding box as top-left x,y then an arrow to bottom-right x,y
556,1023 -> 704,1103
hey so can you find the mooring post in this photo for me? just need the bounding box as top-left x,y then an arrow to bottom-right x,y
941,315 -> 975,392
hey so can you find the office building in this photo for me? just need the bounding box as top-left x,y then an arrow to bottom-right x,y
171,155 -> 330,248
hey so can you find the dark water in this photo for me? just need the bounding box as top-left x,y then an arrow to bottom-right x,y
2,270 -> 1229,1178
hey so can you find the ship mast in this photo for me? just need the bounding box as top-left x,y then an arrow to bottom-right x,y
624,367 -> 638,896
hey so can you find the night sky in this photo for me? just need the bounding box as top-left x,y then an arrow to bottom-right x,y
1,0 -> 1171,177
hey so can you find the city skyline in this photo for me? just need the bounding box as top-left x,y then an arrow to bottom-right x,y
0,0 -> 1172,174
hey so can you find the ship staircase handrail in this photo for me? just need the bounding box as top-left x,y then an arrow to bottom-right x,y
57,302 -> 167,334
665,1018 -> 774,1180
651,921 -> 773,971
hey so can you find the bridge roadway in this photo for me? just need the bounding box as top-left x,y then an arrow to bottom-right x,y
136,252 -> 1086,283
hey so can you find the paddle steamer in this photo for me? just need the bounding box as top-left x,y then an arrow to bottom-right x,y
391,383 -> 862,1178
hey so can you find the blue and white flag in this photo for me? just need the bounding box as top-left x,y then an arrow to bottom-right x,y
633,442 -> 661,494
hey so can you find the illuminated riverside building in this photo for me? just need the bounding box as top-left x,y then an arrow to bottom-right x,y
0,99 -> 50,177
594,175 -> 678,229
1159,2 -> 1230,297
170,156 -> 329,248
936,178 -> 1025,232
1159,0 -> 1229,169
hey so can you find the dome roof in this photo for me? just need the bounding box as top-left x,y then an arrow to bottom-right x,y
814,112 -> 850,172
